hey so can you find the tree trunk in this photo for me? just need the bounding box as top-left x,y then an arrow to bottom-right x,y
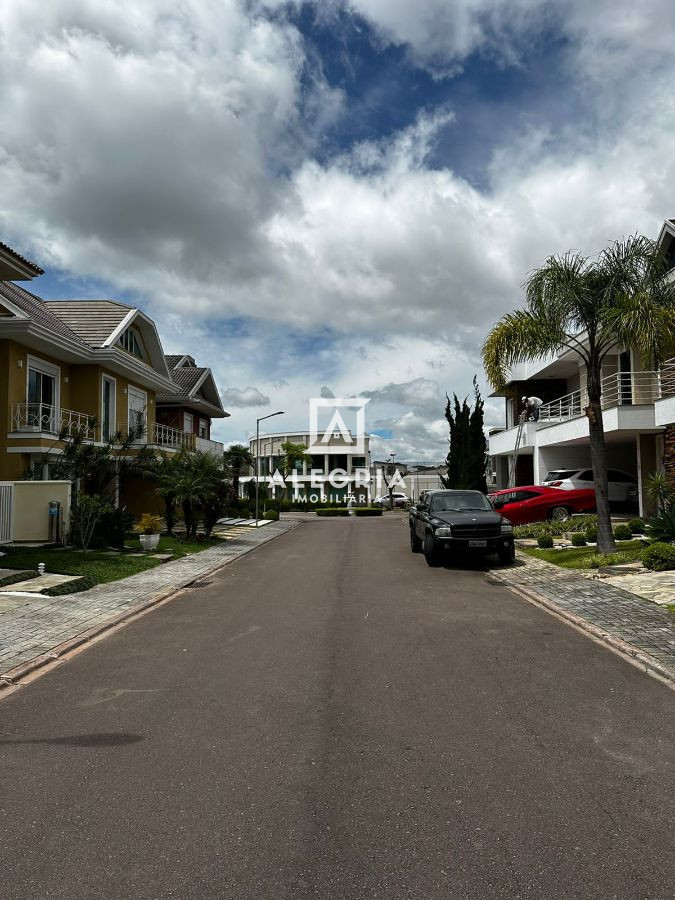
587,390 -> 616,554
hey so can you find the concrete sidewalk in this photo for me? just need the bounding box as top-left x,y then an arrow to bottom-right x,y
490,552 -> 675,683
0,520 -> 295,682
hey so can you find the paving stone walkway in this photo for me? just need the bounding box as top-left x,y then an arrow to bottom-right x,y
0,520 -> 295,677
490,553 -> 675,676
603,570 -> 675,606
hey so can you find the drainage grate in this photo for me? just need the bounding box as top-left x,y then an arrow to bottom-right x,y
186,580 -> 212,589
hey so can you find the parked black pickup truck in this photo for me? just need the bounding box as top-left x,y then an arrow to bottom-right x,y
409,489 -> 515,567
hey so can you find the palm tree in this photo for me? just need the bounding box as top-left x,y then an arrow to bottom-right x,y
156,450 -> 226,538
223,443 -> 254,500
482,235 -> 675,553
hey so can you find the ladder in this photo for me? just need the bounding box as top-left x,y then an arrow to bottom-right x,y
507,412 -> 527,488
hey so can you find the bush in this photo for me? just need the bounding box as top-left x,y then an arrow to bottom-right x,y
628,517 -> 646,534
571,532 -> 587,546
69,493 -> 114,551
43,575 -> 97,596
515,515 -> 597,539
642,542 -> 675,571
585,526 -> 598,543
263,509 -> 279,521
645,506 -> 675,543
537,534 -> 554,549
134,513 -> 163,535
316,508 -> 349,517
97,506 -> 134,549
353,507 -> 383,517
613,523 -> 633,541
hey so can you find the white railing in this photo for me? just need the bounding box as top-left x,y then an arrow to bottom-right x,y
9,403 -> 99,440
538,370 -> 661,424
195,436 -> 223,456
153,422 -> 195,450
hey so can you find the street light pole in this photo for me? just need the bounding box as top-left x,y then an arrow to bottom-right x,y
255,410 -> 285,527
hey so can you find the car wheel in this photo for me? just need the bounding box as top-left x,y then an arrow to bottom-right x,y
410,528 -> 422,553
549,505 -> 571,522
423,533 -> 442,567
498,543 -> 515,565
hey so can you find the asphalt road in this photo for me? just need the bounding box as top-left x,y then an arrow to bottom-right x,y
1,517 -> 673,899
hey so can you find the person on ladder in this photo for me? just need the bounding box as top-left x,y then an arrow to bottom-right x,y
522,395 -> 543,422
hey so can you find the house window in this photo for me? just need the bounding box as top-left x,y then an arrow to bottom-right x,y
101,376 -> 116,441
183,412 -> 194,434
26,356 -> 60,432
127,386 -> 147,439
198,418 -> 208,439
117,327 -> 144,360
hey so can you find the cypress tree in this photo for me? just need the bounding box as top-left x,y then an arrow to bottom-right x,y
442,377 -> 487,492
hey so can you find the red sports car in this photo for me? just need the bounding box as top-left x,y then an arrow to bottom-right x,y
488,485 -> 596,525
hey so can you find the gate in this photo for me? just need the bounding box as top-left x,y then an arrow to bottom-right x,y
0,483 -> 13,544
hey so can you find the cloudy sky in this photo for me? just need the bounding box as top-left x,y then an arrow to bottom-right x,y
2,1 -> 674,460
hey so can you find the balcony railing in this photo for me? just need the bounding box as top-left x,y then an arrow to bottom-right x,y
538,371 -> 662,424
9,403 -> 100,440
195,436 -> 224,456
153,423 -> 195,451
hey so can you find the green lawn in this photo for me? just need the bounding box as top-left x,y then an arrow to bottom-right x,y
521,540 -> 646,570
0,535 -> 226,587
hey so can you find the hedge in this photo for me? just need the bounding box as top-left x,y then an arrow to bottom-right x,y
642,542 -> 675,571
353,507 -> 383,517
316,508 -> 350,517
43,575 -> 97,596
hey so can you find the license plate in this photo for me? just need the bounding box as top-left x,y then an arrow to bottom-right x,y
468,540 -> 487,548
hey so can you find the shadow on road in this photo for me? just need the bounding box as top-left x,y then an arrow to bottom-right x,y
0,733 -> 143,747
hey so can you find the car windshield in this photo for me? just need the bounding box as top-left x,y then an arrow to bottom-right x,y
430,493 -> 492,512
544,470 -> 577,481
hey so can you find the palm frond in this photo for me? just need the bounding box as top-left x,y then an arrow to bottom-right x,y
481,310 -> 565,390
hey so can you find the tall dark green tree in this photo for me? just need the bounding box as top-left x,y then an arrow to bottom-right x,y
441,377 -> 487,492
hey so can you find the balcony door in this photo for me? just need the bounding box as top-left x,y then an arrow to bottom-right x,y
183,412 -> 194,434
27,356 -> 59,432
127,386 -> 147,440
619,350 -> 632,405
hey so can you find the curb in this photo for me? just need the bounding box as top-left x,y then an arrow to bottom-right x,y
507,581 -> 675,688
0,522 -> 298,693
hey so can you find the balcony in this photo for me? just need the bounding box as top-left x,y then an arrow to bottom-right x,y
538,371 -> 661,424
655,358 -> 675,426
195,436 -> 224,457
152,423 -> 195,451
9,403 -> 99,440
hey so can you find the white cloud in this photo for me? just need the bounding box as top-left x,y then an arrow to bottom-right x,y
2,0 -> 675,459
220,386 -> 271,408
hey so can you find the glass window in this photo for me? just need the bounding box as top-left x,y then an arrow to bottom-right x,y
102,377 -> 116,441
430,492 -> 492,512
578,470 -> 593,481
544,470 -> 577,481
127,386 -> 147,438
198,419 -> 208,439
27,365 -> 57,431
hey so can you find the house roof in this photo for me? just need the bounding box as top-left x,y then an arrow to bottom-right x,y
0,241 -> 44,280
164,365 -> 209,394
165,354 -> 196,369
157,360 -> 229,418
0,282 -> 88,345
44,299 -> 133,348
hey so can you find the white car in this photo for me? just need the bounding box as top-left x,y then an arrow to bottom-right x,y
373,492 -> 409,508
542,468 -> 638,504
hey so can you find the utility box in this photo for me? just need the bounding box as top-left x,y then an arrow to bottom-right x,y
48,501 -> 62,544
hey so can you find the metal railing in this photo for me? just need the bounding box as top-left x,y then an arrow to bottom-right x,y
538,370 -> 662,424
9,402 -> 99,440
153,422 -> 195,450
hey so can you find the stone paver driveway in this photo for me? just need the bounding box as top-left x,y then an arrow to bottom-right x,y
490,553 -> 675,678
0,521 -> 295,678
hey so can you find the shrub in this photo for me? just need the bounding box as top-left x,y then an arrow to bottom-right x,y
571,533 -> 586,546
613,523 -> 633,541
515,515 -> 597,539
69,493 -> 114,552
353,507 -> 383,517
263,509 -> 279,521
585,526 -> 598,543
316,508 -> 349,517
642,542 -> 675,571
537,534 -> 554,549
134,513 -> 163,534
44,575 -> 97,596
645,506 -> 675,543
97,506 -> 134,549
628,517 -> 646,534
